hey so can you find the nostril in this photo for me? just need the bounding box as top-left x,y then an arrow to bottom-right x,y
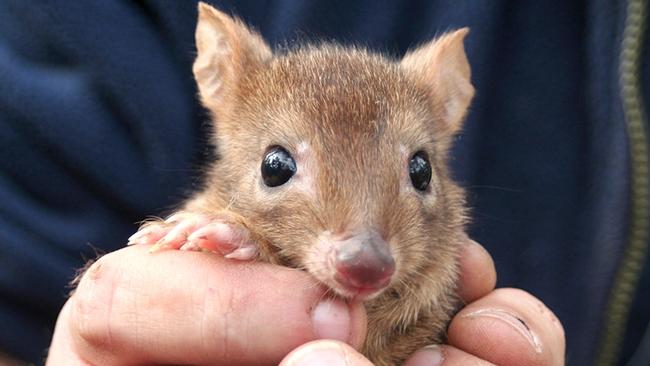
336,259 -> 395,289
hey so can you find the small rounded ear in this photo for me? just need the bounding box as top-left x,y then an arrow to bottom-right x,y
193,2 -> 272,112
401,28 -> 474,138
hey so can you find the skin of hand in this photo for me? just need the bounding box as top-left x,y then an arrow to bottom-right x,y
45,239 -> 565,366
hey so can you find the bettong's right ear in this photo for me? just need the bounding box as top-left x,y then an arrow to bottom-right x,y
193,2 -> 272,112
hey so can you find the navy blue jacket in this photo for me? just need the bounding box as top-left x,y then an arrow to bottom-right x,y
1,1 -> 648,365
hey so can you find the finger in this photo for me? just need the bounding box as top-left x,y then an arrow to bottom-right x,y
404,345 -> 496,366
68,244 -> 367,366
456,238 -> 497,303
279,340 -> 373,366
46,301 -> 90,366
448,288 -> 565,366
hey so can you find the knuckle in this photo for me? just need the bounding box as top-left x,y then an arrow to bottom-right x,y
71,255 -> 116,350
203,282 -> 246,360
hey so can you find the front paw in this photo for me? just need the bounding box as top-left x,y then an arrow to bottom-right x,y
128,212 -> 258,260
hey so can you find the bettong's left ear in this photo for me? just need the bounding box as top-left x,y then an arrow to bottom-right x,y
401,29 -> 474,137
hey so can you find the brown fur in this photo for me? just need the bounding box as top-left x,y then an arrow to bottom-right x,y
178,3 -> 474,365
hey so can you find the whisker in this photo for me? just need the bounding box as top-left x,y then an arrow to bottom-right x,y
465,185 -> 522,193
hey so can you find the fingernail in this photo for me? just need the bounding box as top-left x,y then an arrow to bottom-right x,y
285,344 -> 348,366
404,345 -> 444,366
462,308 -> 542,353
312,299 -> 351,343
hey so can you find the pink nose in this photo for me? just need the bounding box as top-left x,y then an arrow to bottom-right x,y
334,231 -> 395,290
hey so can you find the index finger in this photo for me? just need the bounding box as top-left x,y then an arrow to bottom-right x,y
66,245 -> 366,365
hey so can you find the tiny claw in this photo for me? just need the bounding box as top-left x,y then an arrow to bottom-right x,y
149,239 -> 170,253
187,222 -> 249,246
165,212 -> 193,224
179,239 -> 202,251
127,228 -> 151,245
224,246 -> 258,261
130,224 -> 169,247
186,225 -> 218,243
155,218 -> 206,251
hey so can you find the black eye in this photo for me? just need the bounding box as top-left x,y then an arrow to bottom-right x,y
261,146 -> 297,187
409,151 -> 432,191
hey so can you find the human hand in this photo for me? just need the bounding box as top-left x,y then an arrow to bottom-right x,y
279,239 -> 566,366
47,238 -> 564,365
46,244 -> 367,365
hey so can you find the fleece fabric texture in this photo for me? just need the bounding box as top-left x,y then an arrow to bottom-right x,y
0,1 -> 648,365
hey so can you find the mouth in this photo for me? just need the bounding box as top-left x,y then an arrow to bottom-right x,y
331,274 -> 392,301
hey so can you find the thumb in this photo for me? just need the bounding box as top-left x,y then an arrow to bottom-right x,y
280,340 -> 374,366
